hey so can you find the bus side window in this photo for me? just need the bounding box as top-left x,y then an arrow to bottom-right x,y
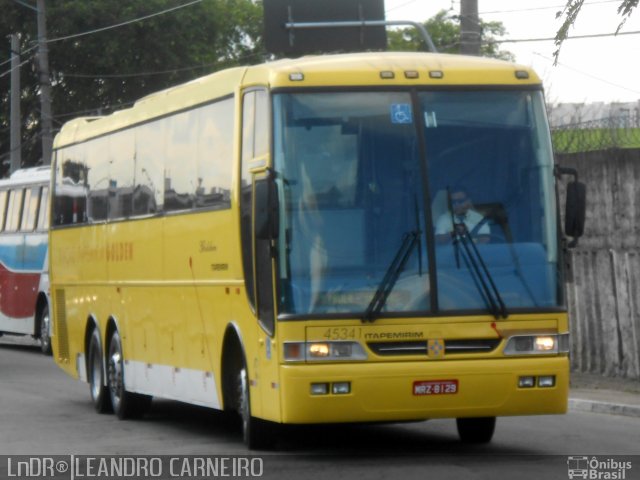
0,190 -> 8,231
37,186 -> 50,231
20,186 -> 40,231
196,99 -> 234,210
240,91 -> 257,309
6,189 -> 25,232
240,88 -> 271,320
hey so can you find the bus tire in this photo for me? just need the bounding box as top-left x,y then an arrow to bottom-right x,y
456,416 -> 496,444
38,304 -> 52,356
237,360 -> 274,450
88,328 -> 112,414
107,330 -> 151,420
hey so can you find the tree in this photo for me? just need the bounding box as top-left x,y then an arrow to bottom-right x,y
0,0 -> 264,170
554,0 -> 638,62
388,10 -> 514,61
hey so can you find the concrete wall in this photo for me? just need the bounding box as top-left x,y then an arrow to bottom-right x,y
557,149 -> 640,379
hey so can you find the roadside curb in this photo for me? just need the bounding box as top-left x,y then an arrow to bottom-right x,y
569,398 -> 640,418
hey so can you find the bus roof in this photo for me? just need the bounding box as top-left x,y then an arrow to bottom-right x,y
54,52 -> 541,148
0,166 -> 51,188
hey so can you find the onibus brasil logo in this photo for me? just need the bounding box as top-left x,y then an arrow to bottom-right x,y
567,456 -> 632,479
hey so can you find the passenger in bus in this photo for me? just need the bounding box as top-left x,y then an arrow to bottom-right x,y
434,186 -> 490,244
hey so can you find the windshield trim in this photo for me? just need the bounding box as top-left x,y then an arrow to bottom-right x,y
272,87 -> 563,319
271,84 -> 544,96
276,306 -> 566,322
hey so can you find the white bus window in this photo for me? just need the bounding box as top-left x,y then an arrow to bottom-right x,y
0,190 -> 8,231
21,187 -> 40,231
37,186 -> 49,231
6,189 -> 24,232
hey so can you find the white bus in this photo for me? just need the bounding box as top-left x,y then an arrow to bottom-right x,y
0,166 -> 52,354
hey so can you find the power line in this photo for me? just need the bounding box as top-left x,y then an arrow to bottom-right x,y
385,0 -> 421,14
56,48 -> 263,81
533,51 -> 640,95
46,0 -> 203,44
492,29 -> 640,44
0,55 -> 33,79
480,0 -> 620,15
61,61 -> 220,79
0,56 -> 15,68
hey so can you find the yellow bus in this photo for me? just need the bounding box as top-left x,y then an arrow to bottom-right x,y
51,51 -> 579,449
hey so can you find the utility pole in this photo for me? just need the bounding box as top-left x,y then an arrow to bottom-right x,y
36,0 -> 53,166
10,34 -> 22,174
460,0 -> 481,56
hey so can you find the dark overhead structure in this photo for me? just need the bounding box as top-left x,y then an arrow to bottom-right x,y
263,0 -> 387,56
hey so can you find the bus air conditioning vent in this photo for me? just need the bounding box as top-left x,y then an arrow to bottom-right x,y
54,289 -> 70,363
367,339 -> 501,356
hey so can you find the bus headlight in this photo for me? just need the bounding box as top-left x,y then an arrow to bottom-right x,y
503,333 -> 569,356
284,341 -> 367,362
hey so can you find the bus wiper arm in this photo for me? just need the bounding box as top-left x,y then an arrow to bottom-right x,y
362,231 -> 420,323
453,224 -> 508,319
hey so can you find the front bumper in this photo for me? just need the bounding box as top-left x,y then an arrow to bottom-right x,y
279,356 -> 568,423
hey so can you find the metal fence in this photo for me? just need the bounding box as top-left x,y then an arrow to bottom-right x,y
551,115 -> 640,154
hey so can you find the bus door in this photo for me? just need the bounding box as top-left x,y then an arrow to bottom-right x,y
241,88 -> 280,421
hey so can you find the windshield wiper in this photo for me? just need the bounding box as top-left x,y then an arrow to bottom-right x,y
446,188 -> 508,319
362,230 -> 420,323
452,223 -> 508,319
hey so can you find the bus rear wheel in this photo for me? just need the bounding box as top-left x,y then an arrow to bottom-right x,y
456,417 -> 496,444
88,328 -> 112,414
237,360 -> 274,450
107,330 -> 151,420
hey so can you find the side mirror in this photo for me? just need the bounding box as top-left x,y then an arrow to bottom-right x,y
254,172 -> 279,240
564,180 -> 586,243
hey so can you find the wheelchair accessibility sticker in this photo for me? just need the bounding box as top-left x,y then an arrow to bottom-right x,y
390,103 -> 413,124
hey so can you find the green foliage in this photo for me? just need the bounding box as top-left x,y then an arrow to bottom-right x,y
554,0 -> 638,62
0,0 -> 264,168
387,10 -> 514,61
552,127 -> 640,154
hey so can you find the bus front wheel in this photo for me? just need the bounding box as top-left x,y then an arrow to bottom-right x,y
456,417 -> 496,444
237,360 -> 274,450
107,330 -> 151,420
87,328 -> 112,414
38,304 -> 52,356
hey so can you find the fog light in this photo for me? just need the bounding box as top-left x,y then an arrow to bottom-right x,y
538,376 -> 556,388
310,383 -> 329,395
332,382 -> 351,395
518,376 -> 535,388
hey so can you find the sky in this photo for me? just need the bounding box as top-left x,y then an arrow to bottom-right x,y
383,0 -> 640,104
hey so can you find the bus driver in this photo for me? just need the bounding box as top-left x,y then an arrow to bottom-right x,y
435,187 -> 490,244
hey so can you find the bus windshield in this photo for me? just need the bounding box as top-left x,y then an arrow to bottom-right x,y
273,89 -> 559,317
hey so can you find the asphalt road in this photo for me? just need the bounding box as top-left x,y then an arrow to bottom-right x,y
1,335 -> 639,480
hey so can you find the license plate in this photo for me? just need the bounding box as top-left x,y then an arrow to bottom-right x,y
413,380 -> 458,396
